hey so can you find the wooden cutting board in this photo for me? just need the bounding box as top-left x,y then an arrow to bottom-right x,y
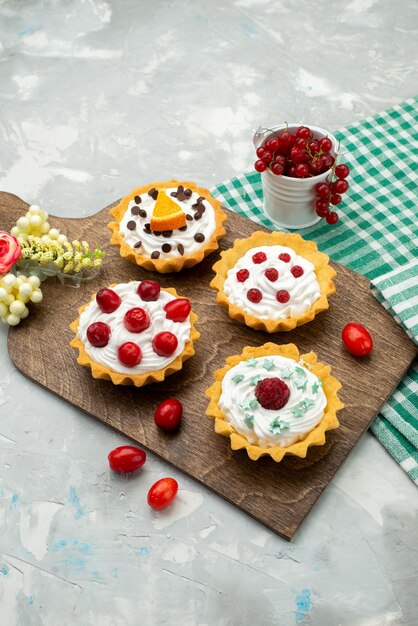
3,192 -> 416,540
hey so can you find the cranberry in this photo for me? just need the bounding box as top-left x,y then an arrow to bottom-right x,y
152,331 -> 178,357
236,269 -> 249,282
255,377 -> 290,410
278,253 -> 291,263
254,160 -> 267,173
108,446 -> 146,474
334,179 -> 349,194
319,137 -> 332,153
315,182 -> 331,199
295,126 -> 312,140
265,268 -> 279,282
291,265 -> 304,278
154,398 -> 183,432
147,477 -> 178,510
164,298 -> 191,323
247,288 -> 262,303
96,288 -> 121,314
252,251 -> 267,264
276,290 -> 290,304
326,211 -> 339,224
335,163 -> 350,179
87,322 -> 111,347
137,280 -> 160,301
117,342 -> 142,367
124,307 -> 150,333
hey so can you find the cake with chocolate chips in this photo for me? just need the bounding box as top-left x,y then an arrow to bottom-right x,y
108,180 -> 227,273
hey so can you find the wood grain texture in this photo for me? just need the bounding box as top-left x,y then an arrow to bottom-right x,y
3,191 -> 416,540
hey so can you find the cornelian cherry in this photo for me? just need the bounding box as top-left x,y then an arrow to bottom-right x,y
164,298 -> 191,323
147,478 -> 178,510
108,445 -> 146,473
118,342 -> 142,367
96,288 -> 121,313
154,398 -> 183,432
152,332 -> 178,357
87,322 -> 111,347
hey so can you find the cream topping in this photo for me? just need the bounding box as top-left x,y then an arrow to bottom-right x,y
219,355 -> 326,448
119,188 -> 216,258
222,245 -> 321,320
77,281 -> 191,375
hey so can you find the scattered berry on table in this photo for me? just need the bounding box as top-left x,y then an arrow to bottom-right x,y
154,398 -> 183,432
147,477 -> 178,510
108,445 -> 146,473
342,323 -> 373,357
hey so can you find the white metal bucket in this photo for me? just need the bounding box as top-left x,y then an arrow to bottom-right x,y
253,124 -> 338,230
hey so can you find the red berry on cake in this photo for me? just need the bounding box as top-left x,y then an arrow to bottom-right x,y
291,265 -> 304,278
137,280 -> 160,301
319,137 -> 332,153
276,290 -> 290,303
278,253 -> 291,263
96,288 -> 121,313
247,288 -> 262,303
87,321 -> 111,347
252,251 -> 267,264
265,268 -> 279,282
255,377 -> 290,410
164,298 -> 191,323
236,269 -> 250,282
124,307 -> 150,333
117,342 -> 142,367
152,331 -> 178,357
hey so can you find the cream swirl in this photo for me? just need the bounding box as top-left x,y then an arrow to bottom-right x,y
222,245 -> 321,320
119,188 -> 216,258
77,281 -> 191,375
219,355 -> 326,447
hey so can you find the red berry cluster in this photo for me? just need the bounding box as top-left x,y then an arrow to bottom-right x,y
254,125 -> 335,178
314,163 -> 350,224
238,251 -> 304,305
87,283 -> 191,367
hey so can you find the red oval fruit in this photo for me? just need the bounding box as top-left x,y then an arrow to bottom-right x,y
152,331 -> 178,357
335,163 -> 350,179
326,211 -> 339,224
164,298 -> 191,323
147,477 -> 178,510
108,445 -> 146,473
342,323 -> 373,357
117,342 -> 142,366
124,307 -> 150,333
334,179 -> 349,194
87,321 -> 111,347
252,251 -> 267,264
319,137 -> 332,153
96,288 -> 121,313
254,159 -> 267,173
137,280 -> 160,301
154,398 -> 183,432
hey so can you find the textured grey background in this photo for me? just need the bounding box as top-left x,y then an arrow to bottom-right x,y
1,0 -> 418,624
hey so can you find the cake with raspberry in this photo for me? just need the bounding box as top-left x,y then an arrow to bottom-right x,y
108,180 -> 227,273
210,231 -> 336,332
69,280 -> 199,386
206,343 -> 343,462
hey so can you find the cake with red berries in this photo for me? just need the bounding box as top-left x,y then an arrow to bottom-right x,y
108,180 -> 227,273
69,280 -> 199,386
205,342 -> 343,462
210,231 -> 336,332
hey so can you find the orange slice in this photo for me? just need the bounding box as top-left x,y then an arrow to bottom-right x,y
150,190 -> 187,232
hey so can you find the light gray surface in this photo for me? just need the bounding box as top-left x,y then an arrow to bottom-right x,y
1,1 -> 418,624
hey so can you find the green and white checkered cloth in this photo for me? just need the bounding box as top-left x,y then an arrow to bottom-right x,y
212,96 -> 418,485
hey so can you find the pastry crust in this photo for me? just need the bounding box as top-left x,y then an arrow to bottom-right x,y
205,342 -> 344,462
210,231 -> 336,332
69,285 -> 200,387
108,180 -> 227,273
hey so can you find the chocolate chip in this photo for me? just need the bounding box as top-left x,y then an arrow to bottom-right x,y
186,214 -> 193,221
184,188 -> 192,197
143,226 -> 151,234
177,185 -> 184,193
134,241 -> 142,248
131,206 -> 140,215
179,225 -> 187,231
170,191 -> 178,197
162,230 -> 173,238
198,205 -> 205,214
194,233 -> 205,243
192,203 -> 200,209
197,196 -> 205,203
151,251 -> 160,259
148,188 -> 158,200
177,244 -> 184,256
138,209 -> 147,218
144,223 -> 151,229
127,220 -> 136,230
177,193 -> 187,201
134,195 -> 142,204
153,230 -> 162,236
194,212 -> 202,220
162,243 -> 171,253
